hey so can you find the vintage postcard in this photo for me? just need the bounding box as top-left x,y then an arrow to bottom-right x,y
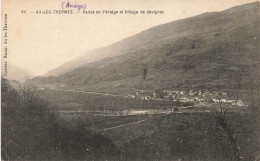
1,0 -> 260,160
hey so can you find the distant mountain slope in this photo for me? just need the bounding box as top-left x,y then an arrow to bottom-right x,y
1,63 -> 33,81
29,2 -> 260,94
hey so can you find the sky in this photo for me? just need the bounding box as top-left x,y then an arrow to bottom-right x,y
1,0 -> 258,76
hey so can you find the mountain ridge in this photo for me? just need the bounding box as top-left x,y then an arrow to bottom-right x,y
45,3 -> 244,76
1,63 -> 33,81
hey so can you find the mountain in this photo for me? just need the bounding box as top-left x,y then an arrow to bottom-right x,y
28,2 -> 260,94
1,63 -> 33,81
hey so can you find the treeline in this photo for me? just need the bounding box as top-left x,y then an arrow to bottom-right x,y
1,79 -> 117,161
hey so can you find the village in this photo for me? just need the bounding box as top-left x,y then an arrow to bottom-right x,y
132,89 -> 247,107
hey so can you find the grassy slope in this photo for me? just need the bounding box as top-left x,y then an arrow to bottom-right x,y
28,2 -> 260,94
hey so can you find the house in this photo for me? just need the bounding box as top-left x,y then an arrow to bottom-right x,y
153,92 -> 157,98
171,107 -> 180,113
139,95 -> 151,100
212,98 -> 220,103
221,92 -> 228,96
235,99 -> 246,107
189,90 -> 195,96
126,95 -> 135,98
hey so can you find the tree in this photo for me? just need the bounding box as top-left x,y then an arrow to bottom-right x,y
143,67 -> 147,80
1,80 -> 116,160
211,90 -> 260,161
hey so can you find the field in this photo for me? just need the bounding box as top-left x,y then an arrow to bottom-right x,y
34,89 -> 260,161
59,111 -> 260,161
37,89 -> 195,111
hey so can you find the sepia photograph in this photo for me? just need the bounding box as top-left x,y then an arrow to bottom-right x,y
1,0 -> 260,160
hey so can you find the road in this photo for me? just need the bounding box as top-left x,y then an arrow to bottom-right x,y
53,88 -> 127,97
96,113 -> 171,132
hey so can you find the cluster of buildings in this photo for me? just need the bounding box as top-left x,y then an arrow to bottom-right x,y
133,89 -> 247,107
